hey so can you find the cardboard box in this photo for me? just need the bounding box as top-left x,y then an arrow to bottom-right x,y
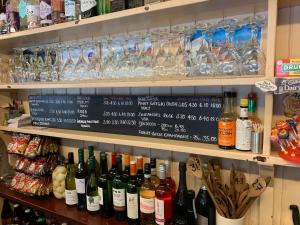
276,58 -> 300,77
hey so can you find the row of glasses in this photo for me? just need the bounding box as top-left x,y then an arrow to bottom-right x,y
6,14 -> 266,84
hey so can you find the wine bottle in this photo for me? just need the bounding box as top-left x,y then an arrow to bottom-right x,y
186,190 -> 197,225
65,152 -> 78,207
173,162 -> 188,225
12,204 -> 24,225
136,156 -> 144,187
126,160 -> 140,225
107,152 -> 117,217
87,145 -> 100,177
24,208 -> 34,225
122,153 -> 130,183
112,154 -> 127,221
1,199 -> 12,225
80,0 -> 97,18
98,152 -> 112,217
195,184 -> 215,225
75,148 -> 88,210
150,158 -> 159,188
164,159 -> 176,199
86,157 -> 100,214
155,164 -> 172,225
140,163 -> 155,225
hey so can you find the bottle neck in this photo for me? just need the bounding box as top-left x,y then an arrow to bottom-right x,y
151,168 -> 156,176
239,106 -> 248,119
223,96 -> 234,113
178,169 -> 187,191
100,158 -> 108,174
78,154 -> 84,163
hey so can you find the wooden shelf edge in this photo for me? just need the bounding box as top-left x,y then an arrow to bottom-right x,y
0,125 -> 260,162
0,182 -> 126,225
0,76 -> 268,89
0,0 -> 208,42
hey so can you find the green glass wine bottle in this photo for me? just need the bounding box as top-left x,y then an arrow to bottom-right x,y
65,152 -> 78,207
75,148 -> 88,210
98,152 -> 112,217
112,154 -> 126,221
86,157 -> 100,214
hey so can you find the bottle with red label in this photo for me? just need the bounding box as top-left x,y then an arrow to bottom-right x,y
218,91 -> 237,150
155,163 -> 172,225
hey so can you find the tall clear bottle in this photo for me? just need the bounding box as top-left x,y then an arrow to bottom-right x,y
236,99 -> 252,151
112,154 -> 127,221
98,152 -> 112,217
75,148 -> 87,210
155,164 -> 172,225
126,160 -> 140,225
218,92 -> 237,150
18,0 -> 27,30
39,0 -> 52,26
65,152 -> 78,207
26,0 -> 40,29
173,162 -> 188,225
140,163 -> 155,225
86,157 -> 100,214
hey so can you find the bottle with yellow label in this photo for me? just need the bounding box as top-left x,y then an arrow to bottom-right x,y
218,92 -> 237,150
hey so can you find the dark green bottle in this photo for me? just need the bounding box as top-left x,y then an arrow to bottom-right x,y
75,148 -> 88,211
86,157 -> 100,214
107,152 -> 117,217
98,152 -> 112,217
112,154 -> 126,221
97,0 -> 111,15
87,146 -> 100,177
126,160 -> 140,225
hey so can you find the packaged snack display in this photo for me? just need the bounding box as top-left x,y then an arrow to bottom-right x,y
276,59 -> 300,77
7,133 -> 31,155
10,172 -> 52,196
15,154 -> 60,176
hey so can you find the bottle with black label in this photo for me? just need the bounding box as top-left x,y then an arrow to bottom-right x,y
80,0 -> 97,18
195,184 -> 215,225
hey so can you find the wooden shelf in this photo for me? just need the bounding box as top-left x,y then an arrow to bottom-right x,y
0,125 -> 263,162
0,182 -> 126,225
0,76 -> 268,89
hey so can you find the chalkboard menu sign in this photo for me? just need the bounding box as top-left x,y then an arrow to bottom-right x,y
29,95 -> 222,144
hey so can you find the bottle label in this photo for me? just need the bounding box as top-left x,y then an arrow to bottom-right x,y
98,187 -> 103,205
26,5 -> 39,23
80,0 -> 96,12
86,195 -> 100,211
127,193 -> 139,219
236,119 -> 252,150
39,0 -> 52,19
218,120 -> 236,147
65,0 -> 75,17
112,188 -> 126,211
65,189 -> 78,205
18,0 -> 27,18
197,214 -> 208,225
75,178 -> 85,194
155,198 -> 165,225
240,108 -> 248,118
0,13 -> 6,21
140,196 -> 155,213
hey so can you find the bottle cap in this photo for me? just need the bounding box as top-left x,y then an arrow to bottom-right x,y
144,163 -> 151,174
179,161 -> 186,171
68,152 -> 74,164
130,160 -> 136,176
240,98 -> 248,107
124,154 -> 130,166
159,163 -> 166,179
248,92 -> 257,99
136,156 -> 143,170
150,158 -> 156,168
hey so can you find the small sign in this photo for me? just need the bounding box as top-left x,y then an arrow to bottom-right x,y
255,80 -> 277,92
275,78 -> 300,94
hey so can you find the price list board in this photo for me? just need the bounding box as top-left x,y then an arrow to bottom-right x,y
29,95 -> 222,144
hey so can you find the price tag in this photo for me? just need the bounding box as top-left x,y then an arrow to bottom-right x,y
255,80 -> 277,92
275,78 -> 300,94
